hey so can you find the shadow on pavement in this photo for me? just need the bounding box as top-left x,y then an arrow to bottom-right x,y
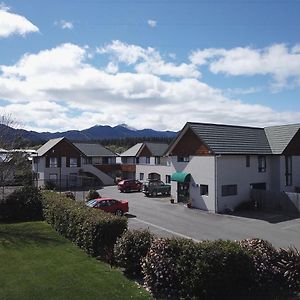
125,213 -> 137,218
227,209 -> 300,224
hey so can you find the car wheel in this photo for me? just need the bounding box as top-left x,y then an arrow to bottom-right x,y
115,209 -> 124,216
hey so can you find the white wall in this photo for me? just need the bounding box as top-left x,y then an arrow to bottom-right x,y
216,155 -> 272,212
170,156 -> 216,212
136,164 -> 171,183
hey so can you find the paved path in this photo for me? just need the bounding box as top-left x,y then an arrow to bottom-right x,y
100,186 -> 300,249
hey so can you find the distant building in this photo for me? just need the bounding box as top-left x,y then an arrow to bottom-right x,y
32,137 -> 118,189
119,142 -> 171,183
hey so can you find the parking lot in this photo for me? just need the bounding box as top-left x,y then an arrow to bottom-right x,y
99,185 -> 300,249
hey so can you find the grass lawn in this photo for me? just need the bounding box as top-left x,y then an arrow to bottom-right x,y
0,221 -> 152,300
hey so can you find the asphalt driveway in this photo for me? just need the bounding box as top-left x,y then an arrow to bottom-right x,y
99,185 -> 300,249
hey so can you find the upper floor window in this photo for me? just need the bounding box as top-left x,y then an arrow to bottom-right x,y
50,157 -> 58,167
121,157 -> 128,164
146,157 -> 150,164
178,156 -> 189,162
246,155 -> 250,168
285,156 -> 292,186
136,157 -> 140,164
70,157 -> 78,167
155,156 -> 161,165
102,157 -> 109,164
258,156 -> 266,173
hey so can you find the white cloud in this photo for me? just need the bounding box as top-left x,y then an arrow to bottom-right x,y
55,20 -> 74,30
147,19 -> 157,28
98,40 -> 200,78
1,42 -> 300,132
0,7 -> 39,38
190,44 -> 300,91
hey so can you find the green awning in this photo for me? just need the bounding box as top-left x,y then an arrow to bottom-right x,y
171,172 -> 191,183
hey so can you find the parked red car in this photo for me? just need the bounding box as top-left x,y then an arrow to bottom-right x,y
118,179 -> 143,192
86,197 -> 128,216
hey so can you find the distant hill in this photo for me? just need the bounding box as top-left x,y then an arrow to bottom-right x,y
0,124 -> 177,144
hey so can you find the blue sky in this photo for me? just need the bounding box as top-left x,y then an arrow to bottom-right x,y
1,0 -> 300,132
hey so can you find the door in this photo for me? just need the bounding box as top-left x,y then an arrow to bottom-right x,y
177,182 -> 190,203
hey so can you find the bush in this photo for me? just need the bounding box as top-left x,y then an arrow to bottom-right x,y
277,246 -> 300,292
43,181 -> 57,190
63,191 -> 75,201
0,185 -> 43,222
239,238 -> 300,297
142,238 -> 254,299
239,238 -> 280,295
42,191 -> 127,258
114,229 -> 154,277
86,189 -> 100,201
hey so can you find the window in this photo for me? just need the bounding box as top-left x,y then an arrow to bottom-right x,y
49,173 -> 58,182
49,157 -> 58,167
222,185 -> 237,196
178,156 -> 189,162
69,173 -> 77,187
102,157 -> 109,164
246,155 -> 250,167
285,156 -> 292,186
121,157 -> 128,164
166,175 -> 171,184
155,156 -> 161,165
70,157 -> 78,167
200,184 -> 209,196
258,156 -> 266,172
146,157 -> 150,164
140,173 -> 144,181
136,157 -> 140,164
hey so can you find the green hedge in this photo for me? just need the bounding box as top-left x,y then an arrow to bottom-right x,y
42,191 -> 127,258
142,238 -> 254,299
141,236 -> 299,299
114,229 -> 154,277
0,186 -> 43,222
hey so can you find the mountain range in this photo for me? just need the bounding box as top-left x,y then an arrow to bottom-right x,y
1,124 -> 177,143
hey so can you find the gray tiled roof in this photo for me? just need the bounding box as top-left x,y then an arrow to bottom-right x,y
264,124 -> 300,154
188,122 -> 273,154
120,142 -> 169,157
74,143 -> 117,157
144,142 -> 169,156
37,137 -> 65,156
119,143 -> 143,157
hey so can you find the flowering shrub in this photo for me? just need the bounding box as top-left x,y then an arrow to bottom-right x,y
114,229 -> 154,277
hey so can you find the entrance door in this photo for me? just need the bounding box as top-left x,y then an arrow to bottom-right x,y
177,182 -> 190,203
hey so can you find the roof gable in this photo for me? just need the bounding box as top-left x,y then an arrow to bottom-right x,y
120,143 -> 143,157
74,143 -> 117,157
264,124 -> 300,154
37,137 -> 85,157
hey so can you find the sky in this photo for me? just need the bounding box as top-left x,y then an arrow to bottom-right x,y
1,0 -> 300,132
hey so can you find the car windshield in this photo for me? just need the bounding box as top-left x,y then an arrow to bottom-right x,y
86,199 -> 98,207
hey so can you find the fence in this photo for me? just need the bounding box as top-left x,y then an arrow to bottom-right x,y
0,173 -> 104,202
251,189 -> 300,215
